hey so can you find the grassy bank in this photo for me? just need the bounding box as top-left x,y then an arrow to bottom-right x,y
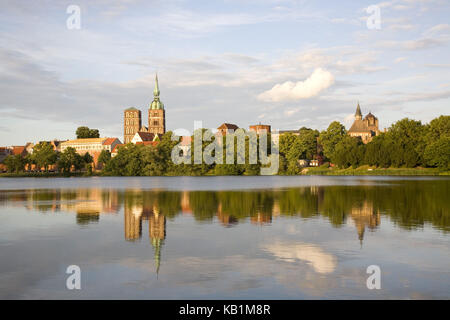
0,172 -> 97,178
1,167 -> 449,177
302,166 -> 450,176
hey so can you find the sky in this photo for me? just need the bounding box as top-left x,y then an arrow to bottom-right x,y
0,0 -> 449,145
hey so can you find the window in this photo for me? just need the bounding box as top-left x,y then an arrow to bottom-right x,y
153,120 -> 158,126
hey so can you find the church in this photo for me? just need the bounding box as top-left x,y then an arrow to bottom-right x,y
123,74 -> 166,144
348,102 -> 380,144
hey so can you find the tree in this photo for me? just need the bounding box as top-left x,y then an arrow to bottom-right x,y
83,152 -> 94,175
426,115 -> 450,142
57,147 -> 84,173
31,142 -> 57,171
4,155 -> 26,173
318,121 -> 347,161
76,126 -> 100,139
364,133 -> 393,167
298,127 -> 320,160
333,136 -> 365,168
387,118 -> 426,167
98,150 -> 111,167
424,136 -> 450,170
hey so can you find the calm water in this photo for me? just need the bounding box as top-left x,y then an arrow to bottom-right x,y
0,176 -> 449,299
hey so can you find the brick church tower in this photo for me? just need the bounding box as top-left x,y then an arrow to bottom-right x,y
148,74 -> 166,135
123,107 -> 142,144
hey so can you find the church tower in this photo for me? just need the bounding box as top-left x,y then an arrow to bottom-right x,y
355,102 -> 362,120
123,107 -> 142,144
148,74 -> 166,135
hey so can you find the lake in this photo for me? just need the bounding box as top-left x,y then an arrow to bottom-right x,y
0,176 -> 449,299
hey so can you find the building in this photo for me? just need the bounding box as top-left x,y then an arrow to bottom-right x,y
123,108 -> 142,144
123,74 -> 166,143
147,74 -> 166,135
37,140 -> 65,152
111,144 -> 124,157
130,131 -> 159,144
0,147 -> 11,172
348,102 -> 380,144
217,123 -> 239,136
61,137 -> 122,169
249,124 -> 271,134
179,136 -> 191,157
10,146 -> 27,157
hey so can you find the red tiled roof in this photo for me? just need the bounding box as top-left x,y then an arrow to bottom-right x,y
11,146 -> 26,156
218,123 -> 239,130
103,137 -> 119,145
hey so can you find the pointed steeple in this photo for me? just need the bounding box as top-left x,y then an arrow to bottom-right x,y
153,73 -> 160,97
150,73 -> 164,110
355,101 -> 362,120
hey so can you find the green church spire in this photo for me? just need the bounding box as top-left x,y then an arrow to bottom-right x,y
153,73 -> 160,97
150,73 -> 164,110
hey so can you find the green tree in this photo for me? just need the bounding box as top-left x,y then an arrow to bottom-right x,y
83,152 -> 94,175
318,121 -> 347,161
333,136 -> 365,168
424,136 -> 450,170
57,147 -> 84,173
364,133 -> 393,167
98,150 -> 111,167
31,142 -> 57,171
298,127 -> 320,160
4,154 -> 26,173
76,126 -> 100,139
387,118 -> 426,167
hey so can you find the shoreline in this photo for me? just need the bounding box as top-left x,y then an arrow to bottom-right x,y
1,168 -> 449,178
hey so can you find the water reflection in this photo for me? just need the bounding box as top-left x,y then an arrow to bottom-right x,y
1,180 -> 448,233
0,178 -> 449,299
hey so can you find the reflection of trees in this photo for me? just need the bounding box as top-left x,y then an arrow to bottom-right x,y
277,187 -> 319,219
76,213 -> 99,225
189,191 -> 218,222
1,179 -> 449,238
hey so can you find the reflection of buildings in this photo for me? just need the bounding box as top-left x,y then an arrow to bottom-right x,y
123,199 -> 166,275
18,189 -> 120,222
350,201 -> 380,244
217,203 -> 238,227
149,206 -> 165,275
181,191 -> 192,215
124,204 -> 143,241
250,212 -> 272,225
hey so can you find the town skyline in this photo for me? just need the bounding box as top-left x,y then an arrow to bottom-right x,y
1,0 -> 450,146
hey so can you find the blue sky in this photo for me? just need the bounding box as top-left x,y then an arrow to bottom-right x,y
1,0 -> 449,145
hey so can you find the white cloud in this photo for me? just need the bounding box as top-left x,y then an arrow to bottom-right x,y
395,57 -> 407,63
258,68 -> 335,102
262,241 -> 337,274
424,23 -> 450,36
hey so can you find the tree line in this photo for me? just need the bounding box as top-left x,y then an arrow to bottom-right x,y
3,142 -> 94,174
318,115 -> 449,170
2,116 -> 449,175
